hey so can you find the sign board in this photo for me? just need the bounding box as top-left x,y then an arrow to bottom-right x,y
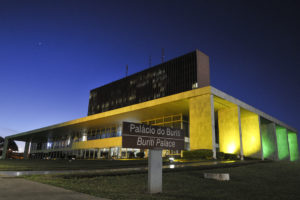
122,121 -> 184,150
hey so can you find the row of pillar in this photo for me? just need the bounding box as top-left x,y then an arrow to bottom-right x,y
28,148 -> 114,160
21,147 -> 136,160
189,94 -> 299,161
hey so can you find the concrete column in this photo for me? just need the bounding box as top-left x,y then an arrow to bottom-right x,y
84,150 -> 86,159
148,149 -> 162,193
2,138 -> 9,159
67,135 -> 71,148
119,148 -> 123,159
285,128 -> 290,160
108,148 -> 112,159
258,117 -> 264,160
237,106 -> 244,160
24,141 -> 30,159
93,149 -> 96,159
88,149 -> 91,159
118,147 -> 122,159
210,95 -> 216,159
97,149 -> 101,159
273,123 -> 279,161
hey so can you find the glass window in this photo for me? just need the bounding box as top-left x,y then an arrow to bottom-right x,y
173,115 -> 181,121
156,118 -> 163,124
101,128 -> 106,138
173,122 -> 181,129
106,128 -> 111,138
165,122 -> 173,127
164,117 -> 172,122
111,127 -> 116,137
149,120 -> 155,125
96,129 -> 101,139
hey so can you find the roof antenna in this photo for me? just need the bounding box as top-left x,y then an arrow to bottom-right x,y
161,48 -> 165,63
126,64 -> 128,77
149,55 -> 152,68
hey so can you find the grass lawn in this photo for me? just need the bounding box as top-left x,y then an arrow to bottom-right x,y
23,161 -> 300,200
0,159 -> 148,171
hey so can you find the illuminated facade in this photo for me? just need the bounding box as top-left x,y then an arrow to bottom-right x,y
1,50 -> 298,161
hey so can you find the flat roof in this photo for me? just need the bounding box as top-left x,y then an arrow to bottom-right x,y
6,86 -> 297,141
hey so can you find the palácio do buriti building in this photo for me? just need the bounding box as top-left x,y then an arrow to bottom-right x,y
1,50 -> 299,161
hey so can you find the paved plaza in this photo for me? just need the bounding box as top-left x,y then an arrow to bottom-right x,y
0,175 -> 108,200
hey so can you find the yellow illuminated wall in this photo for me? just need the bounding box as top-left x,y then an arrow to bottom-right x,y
240,110 -> 262,158
218,105 -> 240,154
189,94 -> 214,150
72,137 -> 122,149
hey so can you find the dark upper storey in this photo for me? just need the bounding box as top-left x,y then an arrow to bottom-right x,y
87,49 -> 210,116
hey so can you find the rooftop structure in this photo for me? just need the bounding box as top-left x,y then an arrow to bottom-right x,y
88,50 -> 209,115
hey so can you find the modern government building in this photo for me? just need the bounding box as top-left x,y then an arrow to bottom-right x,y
1,50 -> 299,161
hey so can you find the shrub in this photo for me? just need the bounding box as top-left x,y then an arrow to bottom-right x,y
216,152 -> 239,160
182,149 -> 213,160
216,151 -> 225,159
136,152 -> 145,158
223,153 -> 239,160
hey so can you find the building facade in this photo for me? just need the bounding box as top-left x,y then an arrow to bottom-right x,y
1,50 -> 299,161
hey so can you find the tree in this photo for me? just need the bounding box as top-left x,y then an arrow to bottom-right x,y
0,136 -> 4,147
0,136 -> 18,152
0,136 -> 4,156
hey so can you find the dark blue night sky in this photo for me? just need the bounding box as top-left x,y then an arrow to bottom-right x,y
0,0 -> 299,150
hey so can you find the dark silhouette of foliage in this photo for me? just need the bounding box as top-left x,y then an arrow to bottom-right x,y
0,136 -> 18,151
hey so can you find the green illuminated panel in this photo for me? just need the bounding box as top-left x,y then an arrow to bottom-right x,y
288,132 -> 299,161
262,138 -> 274,158
260,120 -> 277,160
276,126 -> 289,160
262,131 -> 276,159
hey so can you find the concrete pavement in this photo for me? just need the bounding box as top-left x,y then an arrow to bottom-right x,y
0,176 -> 109,200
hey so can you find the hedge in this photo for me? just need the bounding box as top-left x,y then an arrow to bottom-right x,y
182,149 -> 213,159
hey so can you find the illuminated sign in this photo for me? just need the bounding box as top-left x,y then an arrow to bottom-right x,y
122,122 -> 184,150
